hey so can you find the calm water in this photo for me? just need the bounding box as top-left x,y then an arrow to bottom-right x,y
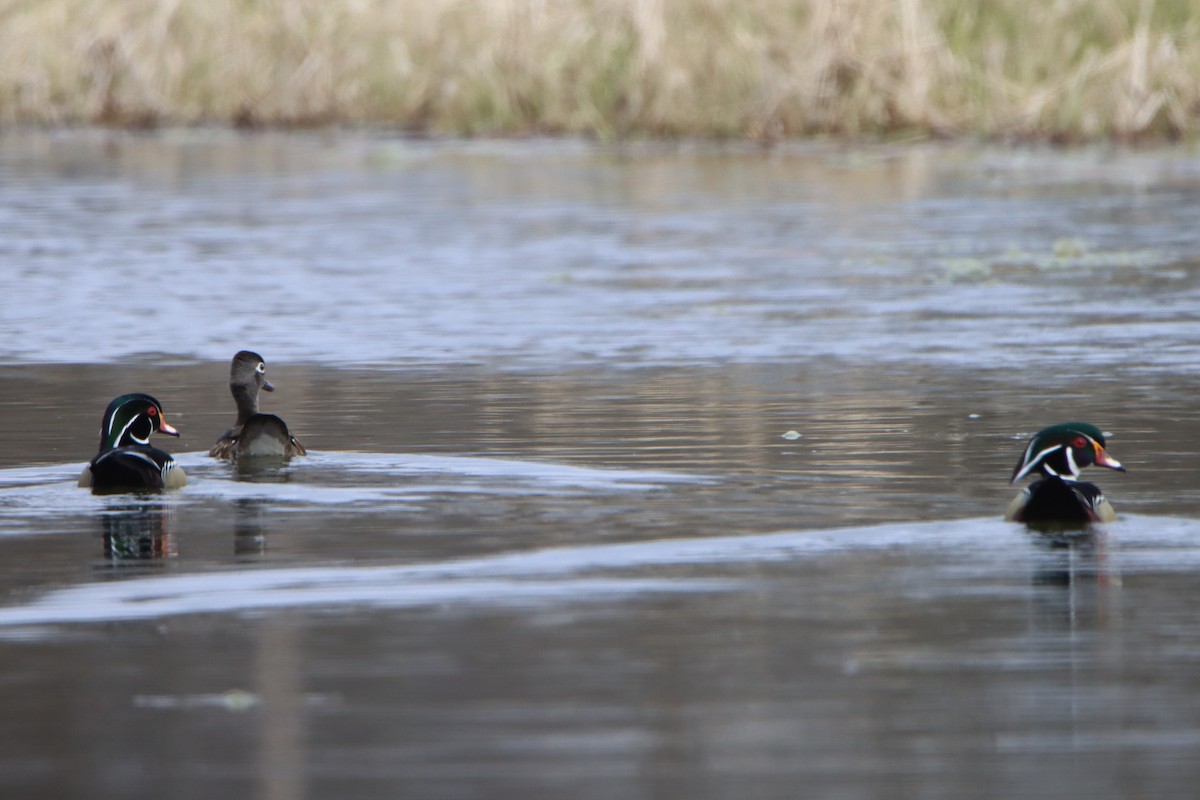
3,131 -> 1200,798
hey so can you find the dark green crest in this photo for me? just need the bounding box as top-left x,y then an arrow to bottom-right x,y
1011,421 -> 1122,483
97,393 -> 178,453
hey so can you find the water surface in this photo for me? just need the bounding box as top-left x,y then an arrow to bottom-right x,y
3,132 -> 1200,371
2,132 -> 1200,799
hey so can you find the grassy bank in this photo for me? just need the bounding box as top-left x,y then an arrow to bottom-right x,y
1,0 -> 1197,141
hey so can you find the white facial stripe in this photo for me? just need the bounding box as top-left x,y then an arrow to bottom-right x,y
1014,443 -> 1063,482
1064,446 -> 1080,478
115,414 -> 151,445
1012,439 -> 1039,482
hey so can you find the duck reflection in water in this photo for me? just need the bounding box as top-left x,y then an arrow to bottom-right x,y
1028,526 -> 1107,585
1026,526 -> 1117,631
99,502 -> 175,562
234,455 -> 294,484
234,498 -> 269,557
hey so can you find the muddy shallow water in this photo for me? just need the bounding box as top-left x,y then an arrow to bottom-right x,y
2,132 -> 1200,798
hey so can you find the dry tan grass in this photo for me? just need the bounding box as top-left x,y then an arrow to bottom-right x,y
0,0 -> 1197,140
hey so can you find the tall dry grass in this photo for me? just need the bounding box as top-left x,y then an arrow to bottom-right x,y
0,0 -> 1196,140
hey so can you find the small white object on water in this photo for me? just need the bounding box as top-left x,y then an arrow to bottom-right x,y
968,414 -> 980,419
782,430 -> 802,440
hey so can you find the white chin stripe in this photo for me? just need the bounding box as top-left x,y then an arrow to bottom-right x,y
115,416 -> 150,446
1064,447 -> 1080,478
1014,443 -> 1063,482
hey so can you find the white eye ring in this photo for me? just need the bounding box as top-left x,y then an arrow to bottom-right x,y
256,362 -> 266,374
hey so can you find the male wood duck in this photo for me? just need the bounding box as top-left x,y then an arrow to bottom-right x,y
210,350 -> 306,459
1005,422 -> 1125,524
79,393 -> 188,493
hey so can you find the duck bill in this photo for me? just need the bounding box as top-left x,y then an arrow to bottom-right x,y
158,419 -> 180,437
262,379 -> 276,392
1094,446 -> 1124,472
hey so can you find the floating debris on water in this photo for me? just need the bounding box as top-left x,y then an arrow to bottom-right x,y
134,690 -> 260,712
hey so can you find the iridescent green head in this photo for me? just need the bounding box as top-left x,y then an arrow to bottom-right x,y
97,393 -> 179,453
1010,421 -> 1124,483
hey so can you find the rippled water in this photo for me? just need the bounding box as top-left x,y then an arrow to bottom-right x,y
3,132 -> 1200,798
5,132 -> 1200,372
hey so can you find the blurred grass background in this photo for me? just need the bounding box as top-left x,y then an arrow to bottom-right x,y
1,0 -> 1197,140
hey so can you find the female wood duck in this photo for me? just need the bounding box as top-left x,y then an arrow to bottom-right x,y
210,350 -> 306,459
1005,422 -> 1125,524
79,393 -> 188,493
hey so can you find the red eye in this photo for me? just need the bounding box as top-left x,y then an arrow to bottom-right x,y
1072,436 -> 1086,449
147,406 -> 157,416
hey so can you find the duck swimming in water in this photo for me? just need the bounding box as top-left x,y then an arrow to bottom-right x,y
1005,422 -> 1125,525
79,393 -> 187,493
210,350 -> 306,459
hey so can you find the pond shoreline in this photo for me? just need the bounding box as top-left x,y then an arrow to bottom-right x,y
3,0 -> 1199,141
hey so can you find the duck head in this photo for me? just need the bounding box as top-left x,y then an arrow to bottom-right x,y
1010,422 -> 1125,483
230,350 -> 275,424
97,393 -> 179,453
